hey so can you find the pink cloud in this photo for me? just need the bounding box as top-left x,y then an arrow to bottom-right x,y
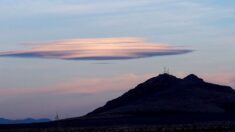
0,37 -> 192,60
0,74 -> 154,97
1,72 -> 234,98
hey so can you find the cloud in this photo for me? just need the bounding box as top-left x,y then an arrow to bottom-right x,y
0,73 -> 155,119
0,0 -> 169,17
1,72 -> 234,103
0,74 -> 154,97
2,72 -> 233,98
0,37 -> 192,60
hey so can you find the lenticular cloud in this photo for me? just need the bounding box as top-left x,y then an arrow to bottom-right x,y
0,38 -> 192,60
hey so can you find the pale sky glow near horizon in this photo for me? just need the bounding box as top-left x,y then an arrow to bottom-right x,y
0,0 -> 235,119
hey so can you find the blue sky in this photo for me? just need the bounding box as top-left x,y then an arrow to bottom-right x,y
0,0 -> 235,119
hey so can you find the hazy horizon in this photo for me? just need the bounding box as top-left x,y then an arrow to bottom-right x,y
0,0 -> 235,119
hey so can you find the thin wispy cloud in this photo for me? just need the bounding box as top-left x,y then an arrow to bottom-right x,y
0,74 -> 154,119
0,0 -> 167,17
0,74 -> 154,97
0,37 -> 192,60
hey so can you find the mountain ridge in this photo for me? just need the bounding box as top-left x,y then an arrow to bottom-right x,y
87,73 -> 235,116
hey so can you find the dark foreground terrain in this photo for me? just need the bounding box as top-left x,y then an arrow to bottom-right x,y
1,74 -> 235,131
1,114 -> 235,131
0,117 -> 235,132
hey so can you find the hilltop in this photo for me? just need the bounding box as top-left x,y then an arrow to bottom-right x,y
88,73 -> 235,116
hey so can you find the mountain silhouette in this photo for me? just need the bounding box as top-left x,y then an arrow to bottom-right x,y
87,73 -> 235,116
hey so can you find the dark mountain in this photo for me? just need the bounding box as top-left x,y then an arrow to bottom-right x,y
0,118 -> 50,124
87,73 -> 235,116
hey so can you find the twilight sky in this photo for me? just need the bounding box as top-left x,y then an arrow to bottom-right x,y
0,0 -> 235,119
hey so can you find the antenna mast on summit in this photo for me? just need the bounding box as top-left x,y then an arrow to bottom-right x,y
163,67 -> 170,74
55,112 -> 59,121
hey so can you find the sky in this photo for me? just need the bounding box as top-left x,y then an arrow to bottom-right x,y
0,0 -> 235,119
